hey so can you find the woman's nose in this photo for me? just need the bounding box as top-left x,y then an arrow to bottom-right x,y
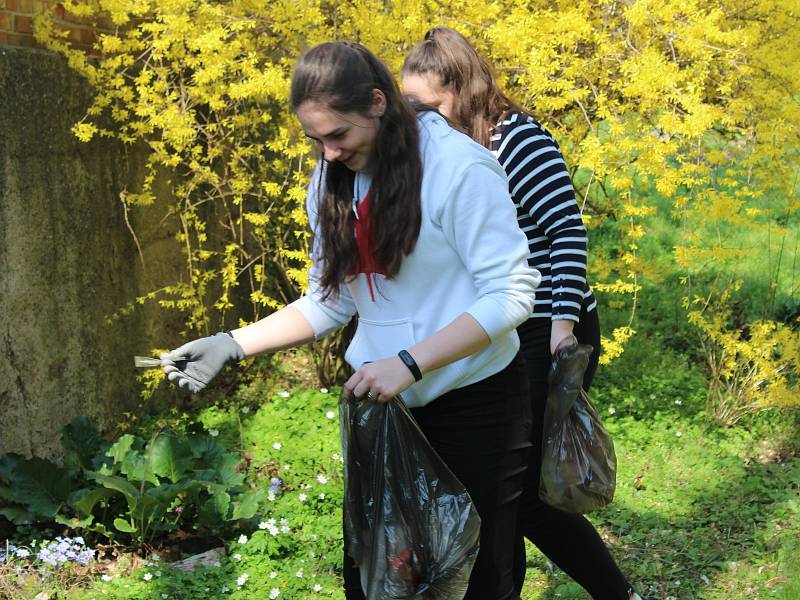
323,143 -> 342,161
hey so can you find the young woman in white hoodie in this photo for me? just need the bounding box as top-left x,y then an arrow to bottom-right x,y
161,41 -> 540,599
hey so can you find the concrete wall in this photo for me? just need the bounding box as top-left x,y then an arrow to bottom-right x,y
0,46 -> 183,459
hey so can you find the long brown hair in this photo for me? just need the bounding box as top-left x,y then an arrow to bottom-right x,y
402,27 -> 520,148
291,42 -> 422,299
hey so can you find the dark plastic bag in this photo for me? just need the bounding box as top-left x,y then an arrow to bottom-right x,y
539,343 -> 617,513
340,393 -> 481,600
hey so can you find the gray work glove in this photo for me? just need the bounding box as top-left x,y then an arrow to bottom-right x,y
160,332 -> 245,394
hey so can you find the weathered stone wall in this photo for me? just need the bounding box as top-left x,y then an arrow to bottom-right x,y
0,46 -> 183,459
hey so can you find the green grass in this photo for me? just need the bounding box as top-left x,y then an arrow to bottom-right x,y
2,344 -> 798,599
519,334 -> 800,600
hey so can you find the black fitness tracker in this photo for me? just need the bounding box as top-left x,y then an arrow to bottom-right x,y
398,350 -> 423,382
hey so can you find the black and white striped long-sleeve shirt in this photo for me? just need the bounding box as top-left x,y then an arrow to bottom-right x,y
490,112 -> 596,322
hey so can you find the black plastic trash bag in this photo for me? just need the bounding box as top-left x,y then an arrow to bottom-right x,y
539,343 -> 617,513
340,393 -> 481,600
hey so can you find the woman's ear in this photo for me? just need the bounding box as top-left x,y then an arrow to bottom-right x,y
368,89 -> 387,118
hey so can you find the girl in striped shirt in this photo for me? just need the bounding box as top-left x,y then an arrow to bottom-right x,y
403,27 -> 641,600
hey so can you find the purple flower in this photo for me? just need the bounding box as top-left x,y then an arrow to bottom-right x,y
33,537 -> 95,570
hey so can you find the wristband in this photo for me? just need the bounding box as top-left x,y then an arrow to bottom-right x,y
398,350 -> 423,382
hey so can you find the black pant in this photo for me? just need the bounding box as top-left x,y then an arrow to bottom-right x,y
344,354 -> 532,600
513,308 -> 633,599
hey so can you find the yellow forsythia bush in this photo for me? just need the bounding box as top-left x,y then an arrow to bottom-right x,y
33,1 -> 799,395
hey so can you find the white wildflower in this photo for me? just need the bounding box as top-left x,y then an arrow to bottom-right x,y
268,491 -> 276,501
238,534 -> 248,544
299,493 -> 307,502
237,573 -> 249,586
279,390 -> 290,398
608,406 -> 616,415
676,431 -> 683,437
209,429 -> 219,437
233,553 -> 242,561
273,442 -> 282,450
320,387 -> 329,393
316,474 -> 328,484
314,583 -> 322,592
675,399 -> 682,405
270,588 -> 280,599
319,493 -> 326,500
326,411 -> 335,419
143,573 -> 153,581
101,574 -> 112,582
296,569 -> 304,578
269,571 -> 278,579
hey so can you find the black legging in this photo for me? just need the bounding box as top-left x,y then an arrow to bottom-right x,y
513,307 -> 633,599
344,354 -> 532,600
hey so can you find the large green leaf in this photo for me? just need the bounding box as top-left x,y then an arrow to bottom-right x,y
89,473 -> 140,511
148,434 -> 193,483
215,454 -> 245,487
138,486 -> 179,542
231,488 -> 265,520
113,517 -> 137,533
0,453 -> 20,484
105,435 -> 146,471
61,416 -> 104,472
104,434 -> 159,485
68,487 -> 119,518
0,506 -> 36,524
119,451 -> 159,486
188,433 -> 225,467
55,512 -> 95,529
1,455 -> 74,518
198,489 -> 230,530
0,454 -> 25,504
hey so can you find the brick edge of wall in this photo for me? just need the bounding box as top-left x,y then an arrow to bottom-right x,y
0,0 -> 108,51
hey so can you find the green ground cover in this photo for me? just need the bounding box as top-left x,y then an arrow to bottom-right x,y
2,330 -> 796,599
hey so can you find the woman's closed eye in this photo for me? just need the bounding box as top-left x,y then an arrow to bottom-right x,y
305,130 -> 347,144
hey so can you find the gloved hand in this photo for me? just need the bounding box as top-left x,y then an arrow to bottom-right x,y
160,332 -> 245,393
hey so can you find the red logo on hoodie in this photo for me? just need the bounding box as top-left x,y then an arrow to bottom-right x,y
354,190 -> 386,302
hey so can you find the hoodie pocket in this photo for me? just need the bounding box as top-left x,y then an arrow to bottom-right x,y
345,317 -> 416,370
